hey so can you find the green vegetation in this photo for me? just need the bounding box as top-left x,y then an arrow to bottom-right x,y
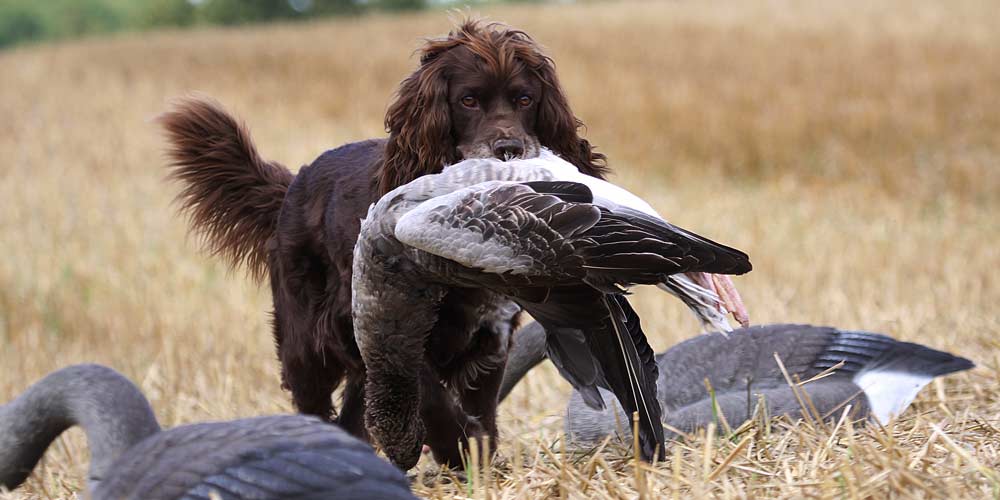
0,0 -> 436,49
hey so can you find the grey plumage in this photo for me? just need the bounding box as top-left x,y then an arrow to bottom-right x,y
353,154 -> 751,466
0,364 -> 416,500
502,323 -> 974,445
0,364 -> 160,492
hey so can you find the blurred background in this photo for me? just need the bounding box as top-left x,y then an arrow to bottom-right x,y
1,0 -> 997,498
1,0 -> 516,49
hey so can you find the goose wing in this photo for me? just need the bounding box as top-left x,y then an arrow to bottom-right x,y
394,181 -> 598,284
520,288 -> 665,461
395,180 -> 751,290
584,205 -> 751,276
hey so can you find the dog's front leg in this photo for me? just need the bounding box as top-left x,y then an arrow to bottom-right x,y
455,311 -> 517,463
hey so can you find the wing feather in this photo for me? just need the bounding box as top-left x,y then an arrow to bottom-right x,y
395,182 -> 598,280
519,288 -> 665,461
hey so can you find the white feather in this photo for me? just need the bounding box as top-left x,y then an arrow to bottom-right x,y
528,149 -> 661,217
852,369 -> 933,424
444,149 -> 662,217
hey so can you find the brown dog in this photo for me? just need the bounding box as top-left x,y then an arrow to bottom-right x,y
160,20 -> 606,466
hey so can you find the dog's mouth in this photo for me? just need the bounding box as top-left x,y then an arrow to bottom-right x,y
458,137 -> 541,162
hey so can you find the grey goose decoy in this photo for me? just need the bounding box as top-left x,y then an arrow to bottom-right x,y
352,149 -> 752,467
501,322 -> 974,445
0,364 -> 417,500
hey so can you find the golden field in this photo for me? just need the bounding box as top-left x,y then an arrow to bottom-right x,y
1,0 -> 998,498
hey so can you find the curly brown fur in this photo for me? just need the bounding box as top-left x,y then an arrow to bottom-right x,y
161,19 -> 608,467
378,19 -> 607,196
159,96 -> 293,282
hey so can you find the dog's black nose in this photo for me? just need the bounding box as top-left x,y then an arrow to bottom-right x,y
492,139 -> 525,160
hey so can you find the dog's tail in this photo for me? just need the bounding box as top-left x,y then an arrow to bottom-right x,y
159,96 -> 293,282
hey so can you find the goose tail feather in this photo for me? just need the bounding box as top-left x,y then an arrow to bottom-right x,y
817,330 -> 975,424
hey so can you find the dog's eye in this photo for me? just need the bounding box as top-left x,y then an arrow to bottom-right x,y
516,95 -> 533,107
461,96 -> 479,108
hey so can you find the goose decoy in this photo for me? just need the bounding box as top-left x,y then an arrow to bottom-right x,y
501,322 -> 974,445
0,364 -> 417,500
353,149 -> 752,467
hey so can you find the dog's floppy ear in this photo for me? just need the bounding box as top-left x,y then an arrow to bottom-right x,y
379,43 -> 459,197
534,59 -> 609,180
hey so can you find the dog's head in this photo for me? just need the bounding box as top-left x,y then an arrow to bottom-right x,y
378,20 -> 607,195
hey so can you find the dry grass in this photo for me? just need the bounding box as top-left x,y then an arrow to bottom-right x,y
1,1 -> 998,498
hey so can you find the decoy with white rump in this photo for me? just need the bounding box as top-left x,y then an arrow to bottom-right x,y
352,149 -> 752,468
501,322 -> 974,445
0,364 -> 417,500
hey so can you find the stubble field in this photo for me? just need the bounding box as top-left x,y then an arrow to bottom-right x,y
1,0 -> 998,498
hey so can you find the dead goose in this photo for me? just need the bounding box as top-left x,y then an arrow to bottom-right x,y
502,322 -> 974,445
353,151 -> 752,467
456,149 -> 751,333
0,364 -> 417,500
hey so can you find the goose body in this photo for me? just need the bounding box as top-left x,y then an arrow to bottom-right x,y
429,150 -> 750,332
0,364 -> 416,500
502,323 -> 974,445
352,151 -> 752,466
